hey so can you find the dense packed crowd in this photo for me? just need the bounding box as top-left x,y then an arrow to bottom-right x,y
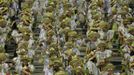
0,0 -> 134,75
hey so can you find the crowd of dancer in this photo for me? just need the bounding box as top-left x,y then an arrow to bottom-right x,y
0,0 -> 133,75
